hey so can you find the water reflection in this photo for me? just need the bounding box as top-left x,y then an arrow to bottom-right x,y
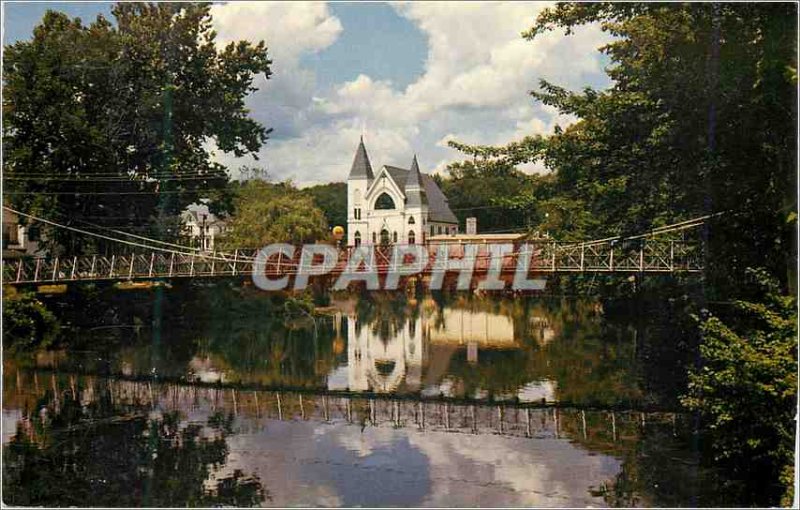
4,371 -> 682,507
2,374 -> 265,507
2,285 -> 737,506
24,288 -> 643,406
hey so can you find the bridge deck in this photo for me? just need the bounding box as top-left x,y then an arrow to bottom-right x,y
2,240 -> 702,285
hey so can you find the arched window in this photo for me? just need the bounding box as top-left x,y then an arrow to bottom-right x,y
408,230 -> 415,245
354,231 -> 361,247
393,231 -> 398,243
372,232 -> 377,244
380,229 -> 391,245
374,193 -> 396,210
408,216 -> 415,225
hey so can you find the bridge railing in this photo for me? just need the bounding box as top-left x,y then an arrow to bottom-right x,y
2,240 -> 702,285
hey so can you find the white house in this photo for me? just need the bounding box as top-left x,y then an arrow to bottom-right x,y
2,206 -> 43,258
346,137 -> 458,247
181,203 -> 227,252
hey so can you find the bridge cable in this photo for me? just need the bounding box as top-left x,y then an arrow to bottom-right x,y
3,206 -> 248,263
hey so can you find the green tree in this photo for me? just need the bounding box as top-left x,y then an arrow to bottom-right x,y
218,180 -> 329,248
527,3 -> 796,294
683,269 -> 797,506
3,3 -> 272,255
2,287 -> 59,351
440,138 -> 550,234
444,3 -> 797,503
304,182 -> 347,230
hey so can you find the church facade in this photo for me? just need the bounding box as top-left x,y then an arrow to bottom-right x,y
346,138 -> 458,247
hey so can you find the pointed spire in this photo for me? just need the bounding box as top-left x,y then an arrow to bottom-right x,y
405,154 -> 427,207
348,137 -> 374,180
406,154 -> 422,189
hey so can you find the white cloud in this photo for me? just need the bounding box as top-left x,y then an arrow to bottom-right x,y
208,1 -> 613,185
209,2 -> 342,62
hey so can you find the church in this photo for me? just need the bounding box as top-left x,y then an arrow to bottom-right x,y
346,137 -> 459,247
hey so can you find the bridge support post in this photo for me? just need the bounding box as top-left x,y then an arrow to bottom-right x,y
128,256 -> 135,280
609,247 -> 614,272
109,255 -> 116,278
550,241 -> 556,272
580,244 -> 585,272
16,260 -> 23,283
168,253 -> 175,277
189,254 -> 195,277
52,257 -> 59,281
34,258 -> 41,282
70,256 -> 77,280
670,241 -> 675,271
232,249 -> 239,276
148,253 -> 155,277
90,255 -> 96,278
639,245 -> 644,272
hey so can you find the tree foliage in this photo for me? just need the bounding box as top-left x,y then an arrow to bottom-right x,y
443,3 -> 797,503
439,139 -> 552,234
2,287 -> 59,351
218,180 -> 329,249
3,3 -> 272,254
683,269 -> 797,506
304,182 -> 347,230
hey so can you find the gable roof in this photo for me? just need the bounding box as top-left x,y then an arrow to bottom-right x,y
182,203 -> 226,226
377,165 -> 458,224
421,174 -> 458,224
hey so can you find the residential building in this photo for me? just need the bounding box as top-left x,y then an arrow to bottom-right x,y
181,204 -> 227,252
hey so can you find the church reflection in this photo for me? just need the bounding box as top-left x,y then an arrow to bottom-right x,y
328,297 -> 557,401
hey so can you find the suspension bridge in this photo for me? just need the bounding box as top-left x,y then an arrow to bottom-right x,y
2,207 -> 707,286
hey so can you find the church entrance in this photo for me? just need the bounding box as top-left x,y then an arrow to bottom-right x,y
380,229 -> 391,246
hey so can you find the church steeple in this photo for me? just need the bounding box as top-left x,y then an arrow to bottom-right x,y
405,154 -> 427,207
348,136 -> 374,180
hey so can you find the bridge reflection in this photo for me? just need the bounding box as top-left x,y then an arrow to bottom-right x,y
5,370 -> 680,445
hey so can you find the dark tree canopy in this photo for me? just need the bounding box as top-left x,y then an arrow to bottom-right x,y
304,181 -> 347,230
3,3 -> 272,254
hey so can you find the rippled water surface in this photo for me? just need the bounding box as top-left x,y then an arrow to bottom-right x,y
3,284 -> 734,507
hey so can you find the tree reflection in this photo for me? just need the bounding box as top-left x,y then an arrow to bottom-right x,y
3,382 -> 266,507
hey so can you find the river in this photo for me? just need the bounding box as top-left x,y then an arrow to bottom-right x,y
3,282 -> 739,506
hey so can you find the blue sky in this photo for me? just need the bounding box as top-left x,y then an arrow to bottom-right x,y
3,2 -> 612,184
4,2 -> 427,88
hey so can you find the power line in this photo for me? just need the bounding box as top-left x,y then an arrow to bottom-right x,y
4,190 -> 209,196
2,206 -> 241,260
39,208 -> 204,253
4,175 -> 229,182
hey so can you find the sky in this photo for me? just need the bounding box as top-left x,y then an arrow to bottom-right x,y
3,1 -> 613,185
